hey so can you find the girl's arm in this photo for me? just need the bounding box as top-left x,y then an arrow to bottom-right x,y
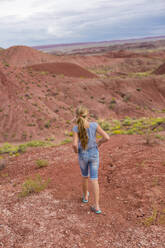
72,131 -> 78,153
96,124 -> 110,147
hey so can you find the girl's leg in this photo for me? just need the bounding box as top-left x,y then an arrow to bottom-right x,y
82,177 -> 89,200
91,179 -> 100,210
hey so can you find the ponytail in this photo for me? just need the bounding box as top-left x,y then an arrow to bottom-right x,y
76,106 -> 89,150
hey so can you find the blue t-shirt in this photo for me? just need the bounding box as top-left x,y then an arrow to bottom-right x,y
72,122 -> 98,150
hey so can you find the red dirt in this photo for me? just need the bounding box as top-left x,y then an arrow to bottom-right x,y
27,62 -> 97,78
0,135 -> 165,247
0,44 -> 165,247
154,62 -> 165,75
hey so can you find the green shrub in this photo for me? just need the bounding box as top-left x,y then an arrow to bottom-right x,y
112,130 -> 125,135
109,98 -> 116,109
36,159 -> 48,168
143,208 -> 157,226
40,71 -> 48,75
65,131 -> 73,137
123,94 -> 131,102
122,117 -> 133,126
98,120 -> 111,131
45,137 -> 55,141
18,144 -> 27,153
45,120 -> 51,128
19,174 -> 50,197
26,140 -> 54,147
155,134 -> 165,140
0,140 -> 55,155
60,138 -> 71,145
0,143 -> 18,155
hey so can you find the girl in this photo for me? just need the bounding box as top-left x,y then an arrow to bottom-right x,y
72,106 -> 109,214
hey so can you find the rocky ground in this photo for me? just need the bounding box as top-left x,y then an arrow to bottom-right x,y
0,42 -> 165,247
0,134 -> 165,247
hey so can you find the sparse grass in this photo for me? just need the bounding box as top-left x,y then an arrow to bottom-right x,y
143,207 -> 157,226
22,132 -> 27,140
26,140 -> 54,148
155,134 -> 165,140
27,123 -> 36,127
19,174 -> 50,197
89,66 -> 112,76
158,209 -> 165,225
40,71 -> 48,75
109,98 -> 117,109
0,140 -> 55,155
152,176 -> 160,186
65,131 -> 73,137
45,137 -> 55,141
128,71 -> 152,78
3,62 -> 10,67
60,138 -> 72,145
135,161 -> 145,168
1,173 -> 9,177
44,120 -> 51,128
97,117 -> 165,138
123,94 -> 131,102
98,119 -> 111,131
35,159 -> 49,168
143,206 -> 165,226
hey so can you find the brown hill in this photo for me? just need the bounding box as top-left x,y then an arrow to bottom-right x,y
27,62 -> 97,78
0,45 -> 58,67
0,48 -> 165,142
153,62 -> 165,75
0,58 -> 165,143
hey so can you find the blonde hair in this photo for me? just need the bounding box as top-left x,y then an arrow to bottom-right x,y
76,106 -> 89,150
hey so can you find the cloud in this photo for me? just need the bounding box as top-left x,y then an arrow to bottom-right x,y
0,0 -> 164,48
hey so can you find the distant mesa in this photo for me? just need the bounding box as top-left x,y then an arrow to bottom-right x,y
105,50 -> 139,58
153,63 -> 165,75
27,62 -> 97,78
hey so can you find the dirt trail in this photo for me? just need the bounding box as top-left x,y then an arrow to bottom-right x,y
0,135 -> 165,247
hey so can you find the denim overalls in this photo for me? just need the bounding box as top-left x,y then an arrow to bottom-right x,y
72,122 -> 99,180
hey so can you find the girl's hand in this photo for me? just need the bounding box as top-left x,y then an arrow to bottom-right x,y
72,131 -> 78,153
73,145 -> 78,153
96,125 -> 110,147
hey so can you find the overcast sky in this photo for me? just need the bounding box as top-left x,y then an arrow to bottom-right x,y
0,0 -> 165,48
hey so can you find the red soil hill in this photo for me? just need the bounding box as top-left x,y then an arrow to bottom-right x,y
0,46 -> 57,67
27,62 -> 97,78
154,62 -> 165,75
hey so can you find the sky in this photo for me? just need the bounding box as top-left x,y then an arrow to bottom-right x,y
0,0 -> 165,48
